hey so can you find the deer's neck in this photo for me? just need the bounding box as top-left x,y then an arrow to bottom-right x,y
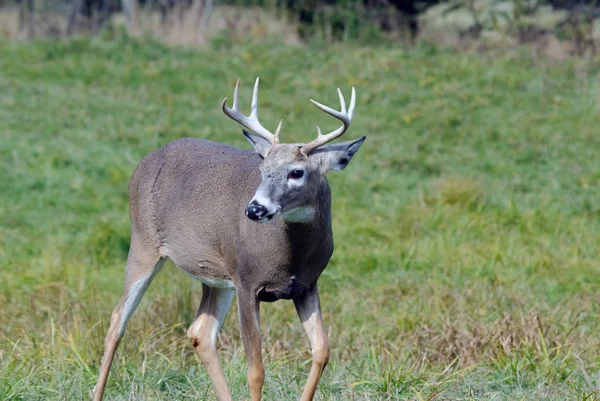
280,178 -> 331,226
281,206 -> 316,223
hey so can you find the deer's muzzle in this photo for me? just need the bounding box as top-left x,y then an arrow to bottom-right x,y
246,200 -> 269,221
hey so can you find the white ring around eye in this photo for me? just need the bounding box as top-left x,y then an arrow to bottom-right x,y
287,166 -> 307,188
288,179 -> 305,188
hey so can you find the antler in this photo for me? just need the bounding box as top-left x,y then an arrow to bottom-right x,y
300,87 -> 356,155
221,78 -> 282,145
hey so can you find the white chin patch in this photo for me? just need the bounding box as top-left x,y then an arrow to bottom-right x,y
282,206 -> 315,223
256,213 -> 277,223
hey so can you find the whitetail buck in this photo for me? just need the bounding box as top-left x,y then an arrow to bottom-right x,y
92,78 -> 366,401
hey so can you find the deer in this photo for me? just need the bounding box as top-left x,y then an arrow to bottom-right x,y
92,78 -> 366,401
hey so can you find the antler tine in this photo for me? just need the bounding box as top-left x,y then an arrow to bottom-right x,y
221,77 -> 280,145
274,119 -> 283,144
348,86 -> 356,119
251,77 -> 259,118
232,78 -> 240,110
337,88 -> 347,114
301,87 -> 356,155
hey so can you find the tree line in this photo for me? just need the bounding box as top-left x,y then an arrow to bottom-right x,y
8,0 -> 600,46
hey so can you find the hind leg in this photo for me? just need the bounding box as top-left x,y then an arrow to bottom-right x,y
187,284 -> 235,401
92,245 -> 165,401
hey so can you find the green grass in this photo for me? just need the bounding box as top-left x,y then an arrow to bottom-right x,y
1,34 -> 599,400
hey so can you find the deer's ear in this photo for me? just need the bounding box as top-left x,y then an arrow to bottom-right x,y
243,129 -> 271,158
309,136 -> 366,173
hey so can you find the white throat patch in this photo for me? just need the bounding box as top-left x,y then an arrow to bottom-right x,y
282,206 -> 315,223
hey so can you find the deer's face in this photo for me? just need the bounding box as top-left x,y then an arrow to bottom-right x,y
244,134 -> 365,223
246,143 -> 316,222
221,79 -> 365,223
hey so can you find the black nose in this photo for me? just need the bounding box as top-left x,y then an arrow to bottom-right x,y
246,201 -> 267,220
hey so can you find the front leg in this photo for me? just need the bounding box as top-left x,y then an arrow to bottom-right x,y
237,288 -> 264,401
294,284 -> 330,401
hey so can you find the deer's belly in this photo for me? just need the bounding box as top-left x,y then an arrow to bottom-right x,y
176,265 -> 235,289
162,247 -> 235,290
186,272 -> 235,290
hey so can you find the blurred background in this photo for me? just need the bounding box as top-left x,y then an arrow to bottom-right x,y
0,0 -> 599,54
0,0 -> 599,400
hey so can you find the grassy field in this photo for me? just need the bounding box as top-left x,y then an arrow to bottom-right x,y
0,34 -> 599,400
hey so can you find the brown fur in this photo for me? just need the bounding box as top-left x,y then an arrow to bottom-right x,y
129,138 -> 334,292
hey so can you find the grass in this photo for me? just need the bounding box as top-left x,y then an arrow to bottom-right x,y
0,33 -> 599,400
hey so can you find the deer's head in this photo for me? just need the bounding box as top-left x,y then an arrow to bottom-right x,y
222,78 -> 365,223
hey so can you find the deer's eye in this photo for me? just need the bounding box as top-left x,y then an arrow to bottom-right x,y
288,169 -> 305,180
